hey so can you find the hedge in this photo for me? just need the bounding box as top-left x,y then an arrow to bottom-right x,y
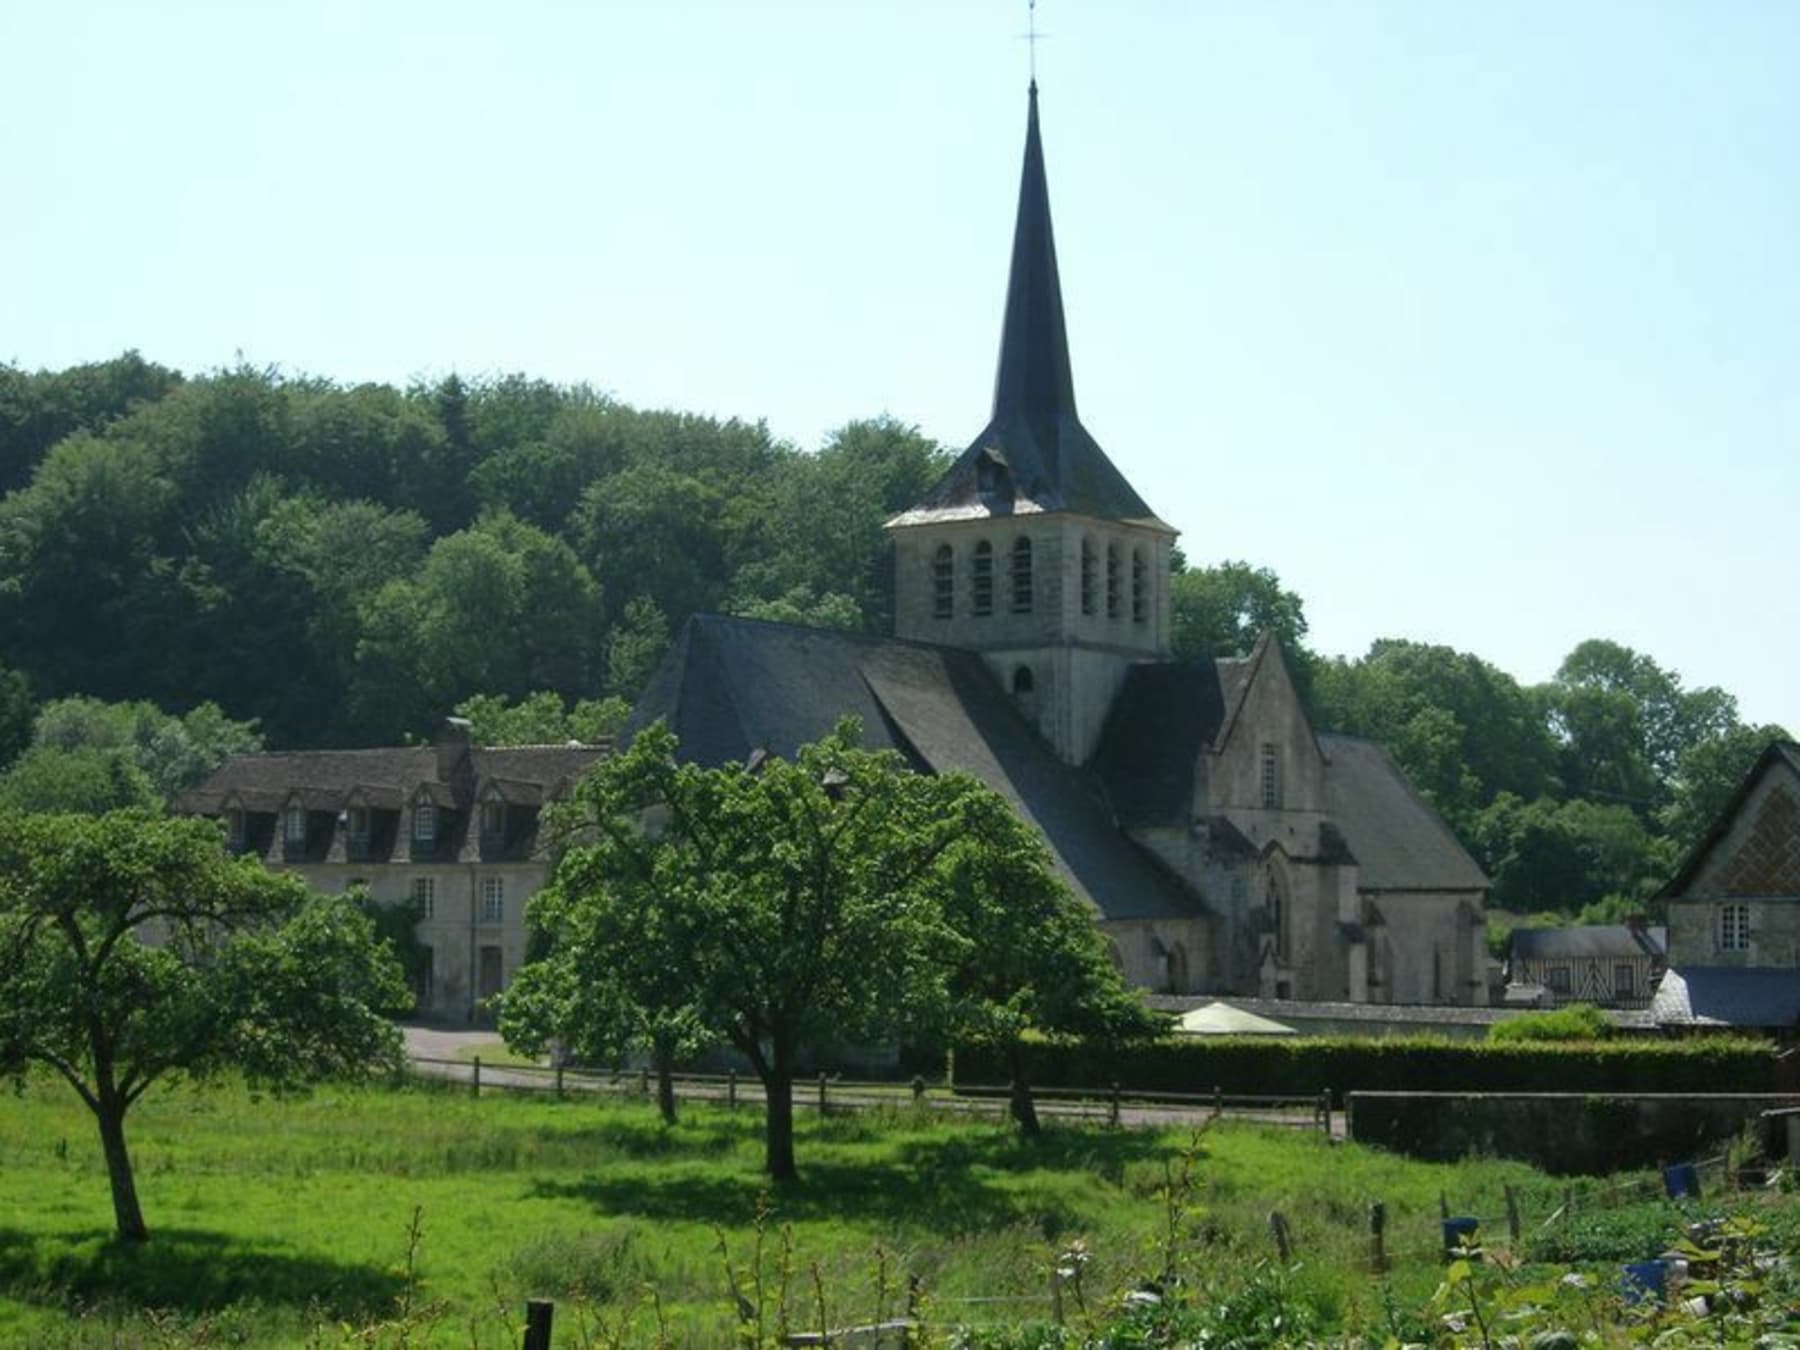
952,1035 -> 1779,1106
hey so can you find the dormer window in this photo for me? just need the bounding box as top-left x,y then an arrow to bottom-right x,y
1132,548 -> 1147,623
1106,543 -> 1121,618
971,541 -> 994,616
1010,537 -> 1033,614
346,807 -> 370,844
282,801 -> 307,845
412,802 -> 437,848
481,798 -> 506,838
932,545 -> 954,619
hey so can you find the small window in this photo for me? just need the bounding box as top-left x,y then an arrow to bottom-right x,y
1080,538 -> 1097,616
282,802 -> 307,844
481,799 -> 506,838
412,875 -> 436,920
412,802 -> 436,846
932,544 -> 954,619
1719,903 -> 1750,952
1011,665 -> 1034,696
1106,543 -> 1120,618
1547,964 -> 1572,994
479,877 -> 504,925
1614,962 -> 1635,997
1132,548 -> 1148,624
225,810 -> 245,851
1265,866 -> 1289,960
1010,537 -> 1033,614
1259,743 -> 1280,810
971,541 -> 994,616
347,806 -> 370,843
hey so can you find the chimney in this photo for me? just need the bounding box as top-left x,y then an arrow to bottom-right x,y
437,717 -> 472,784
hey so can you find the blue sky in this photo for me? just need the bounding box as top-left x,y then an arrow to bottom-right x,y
3,1 -> 1795,730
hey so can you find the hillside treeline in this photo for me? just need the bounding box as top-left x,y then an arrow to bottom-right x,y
0,353 -> 1787,924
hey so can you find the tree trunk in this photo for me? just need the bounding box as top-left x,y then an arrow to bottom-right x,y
653,1035 -> 678,1125
96,1098 -> 148,1242
763,1044 -> 798,1182
1007,1044 -> 1042,1138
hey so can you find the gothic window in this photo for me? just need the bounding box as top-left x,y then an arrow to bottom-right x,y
1264,864 -> 1290,961
1260,743 -> 1281,809
1011,665 -> 1035,696
1132,547 -> 1147,623
971,541 -> 994,616
932,545 -> 954,619
1718,903 -> 1750,951
1080,537 -> 1096,616
1106,543 -> 1121,618
1010,537 -> 1033,614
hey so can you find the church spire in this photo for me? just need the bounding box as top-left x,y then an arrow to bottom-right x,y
991,80 -> 1078,426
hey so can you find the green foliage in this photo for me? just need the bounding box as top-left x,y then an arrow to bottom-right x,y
953,1033 -> 1778,1103
453,690 -> 628,746
29,695 -> 262,799
1487,1003 -> 1613,1042
605,594 -> 670,699
0,660 -> 29,769
0,810 -> 406,1240
0,745 -> 160,814
1168,560 -> 1312,695
1474,793 -> 1671,913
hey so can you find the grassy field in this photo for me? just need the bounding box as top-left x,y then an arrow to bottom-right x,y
0,1071 -> 1765,1347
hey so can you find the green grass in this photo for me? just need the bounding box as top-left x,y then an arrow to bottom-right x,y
0,1071 -> 1733,1346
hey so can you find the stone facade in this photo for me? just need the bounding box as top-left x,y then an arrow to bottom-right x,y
1666,756 -> 1800,972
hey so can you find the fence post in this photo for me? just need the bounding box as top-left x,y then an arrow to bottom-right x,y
1367,1201 -> 1387,1274
818,1072 -> 829,1116
1213,1085 -> 1223,1115
471,1055 -> 481,1098
555,1063 -> 564,1099
912,1074 -> 926,1107
1563,1185 -> 1575,1222
1503,1184 -> 1522,1246
523,1297 -> 554,1350
728,1068 -> 738,1110
1318,1090 -> 1332,1138
1049,1265 -> 1064,1326
1268,1210 -> 1293,1263
639,1067 -> 650,1098
1438,1191 -> 1450,1221
1109,1082 -> 1122,1127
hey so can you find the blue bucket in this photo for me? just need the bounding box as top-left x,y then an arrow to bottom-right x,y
1621,1260 -> 1667,1303
1662,1163 -> 1701,1200
1442,1217 -> 1479,1256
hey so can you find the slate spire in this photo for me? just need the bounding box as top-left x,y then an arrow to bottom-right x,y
992,80 -> 1078,426
888,83 -> 1169,530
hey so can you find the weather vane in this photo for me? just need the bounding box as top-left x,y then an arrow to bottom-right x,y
1023,0 -> 1044,84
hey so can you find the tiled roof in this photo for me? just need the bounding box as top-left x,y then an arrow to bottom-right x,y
624,614 -> 1201,922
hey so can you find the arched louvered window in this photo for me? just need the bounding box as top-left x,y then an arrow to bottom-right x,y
1080,537 -> 1097,616
932,544 -> 954,619
1265,864 -> 1290,961
1106,543 -> 1121,618
1012,665 -> 1035,695
1010,537 -> 1033,614
971,541 -> 994,616
1132,547 -> 1148,623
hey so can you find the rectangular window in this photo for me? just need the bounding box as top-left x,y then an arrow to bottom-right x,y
481,800 -> 506,838
1719,903 -> 1750,951
1259,744 -> 1280,809
412,802 -> 436,846
412,875 -> 435,920
480,877 -> 504,924
283,803 -> 307,844
1547,964 -> 1571,994
225,810 -> 246,851
1614,962 -> 1635,997
347,806 -> 370,843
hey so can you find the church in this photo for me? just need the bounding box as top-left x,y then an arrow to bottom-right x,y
627,83 -> 1491,1007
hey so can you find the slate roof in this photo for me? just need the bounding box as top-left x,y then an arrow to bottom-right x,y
1087,659 -> 1241,827
1509,924 -> 1667,961
179,743 -> 605,865
1318,734 -> 1490,893
887,85 -> 1170,533
1652,966 -> 1800,1029
624,614 -> 1200,921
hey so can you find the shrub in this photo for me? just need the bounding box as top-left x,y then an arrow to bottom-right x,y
1488,1003 -> 1612,1042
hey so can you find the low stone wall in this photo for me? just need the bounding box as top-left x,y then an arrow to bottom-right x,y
1347,1091 -> 1800,1175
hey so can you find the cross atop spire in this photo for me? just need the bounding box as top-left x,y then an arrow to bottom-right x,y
992,79 -> 1076,429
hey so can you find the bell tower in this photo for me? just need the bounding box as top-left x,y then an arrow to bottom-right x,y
888,82 -> 1178,766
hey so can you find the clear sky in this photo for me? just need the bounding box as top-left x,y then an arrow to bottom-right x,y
3,1 -> 1796,731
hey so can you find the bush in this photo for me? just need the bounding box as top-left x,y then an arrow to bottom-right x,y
1488,1003 -> 1612,1042
952,1034 -> 1777,1106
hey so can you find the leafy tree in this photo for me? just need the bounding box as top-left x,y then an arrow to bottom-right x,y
1661,722 -> 1792,852
29,696 -> 261,800
0,351 -> 182,496
606,596 -> 670,699
727,584 -> 864,632
0,746 -> 160,814
0,660 -> 30,770
936,790 -> 1159,1135
1473,793 -> 1670,914
1169,560 -> 1310,666
504,720 -> 973,1180
0,811 -> 406,1241
453,691 -> 629,746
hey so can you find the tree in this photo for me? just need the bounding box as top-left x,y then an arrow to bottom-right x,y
0,811 -> 406,1241
0,746 -> 159,814
29,696 -> 262,801
1472,793 -> 1670,914
606,596 -> 669,699
1169,560 -> 1310,667
1662,723 -> 1793,852
454,691 -> 630,747
936,791 -> 1159,1135
502,720 -> 972,1180
0,660 -> 30,770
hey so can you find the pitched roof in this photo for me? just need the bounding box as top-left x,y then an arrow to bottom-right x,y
1658,740 -> 1800,899
1652,966 -> 1800,1029
1509,924 -> 1667,961
887,85 -> 1169,532
1318,734 -> 1490,893
624,614 -> 1201,922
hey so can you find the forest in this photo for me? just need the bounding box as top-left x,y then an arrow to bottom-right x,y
0,352 -> 1787,937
